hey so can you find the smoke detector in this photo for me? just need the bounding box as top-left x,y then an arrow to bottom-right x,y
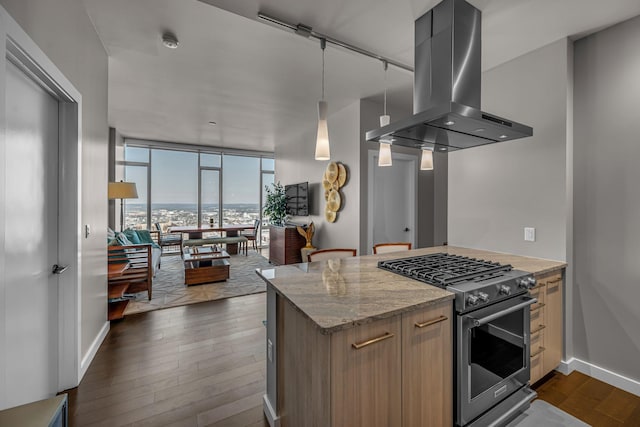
161,32 -> 179,49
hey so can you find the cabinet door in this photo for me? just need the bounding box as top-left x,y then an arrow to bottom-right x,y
402,301 -> 452,427
543,273 -> 563,375
529,325 -> 545,384
529,282 -> 546,384
331,316 -> 402,427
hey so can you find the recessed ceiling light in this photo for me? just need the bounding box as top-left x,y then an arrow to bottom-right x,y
439,147 -> 447,151
162,32 -> 179,49
474,128 -> 485,132
499,134 -> 508,139
444,120 -> 455,126
208,121 -> 217,126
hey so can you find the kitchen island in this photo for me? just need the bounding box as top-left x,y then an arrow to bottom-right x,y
256,246 -> 566,427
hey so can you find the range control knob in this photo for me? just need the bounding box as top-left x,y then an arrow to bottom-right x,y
498,285 -> 512,296
467,294 -> 479,306
517,279 -> 529,289
527,277 -> 537,288
477,292 -> 489,303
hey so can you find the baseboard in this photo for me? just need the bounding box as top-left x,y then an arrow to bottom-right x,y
558,357 -> 640,397
79,321 -> 109,381
263,394 -> 280,427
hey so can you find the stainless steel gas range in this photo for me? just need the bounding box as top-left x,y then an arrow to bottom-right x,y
379,253 -> 538,427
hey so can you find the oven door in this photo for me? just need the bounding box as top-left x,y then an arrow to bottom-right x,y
456,295 -> 536,426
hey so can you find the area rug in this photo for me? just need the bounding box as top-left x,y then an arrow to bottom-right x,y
123,251 -> 272,315
507,400 -> 591,427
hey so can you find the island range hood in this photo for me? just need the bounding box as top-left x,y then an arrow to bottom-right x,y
366,0 -> 532,152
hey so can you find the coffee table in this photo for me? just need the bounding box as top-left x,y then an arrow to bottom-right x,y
183,246 -> 230,285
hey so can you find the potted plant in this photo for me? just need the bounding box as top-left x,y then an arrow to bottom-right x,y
263,182 -> 288,226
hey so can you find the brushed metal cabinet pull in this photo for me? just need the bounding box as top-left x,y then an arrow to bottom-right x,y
352,332 -> 394,349
415,315 -> 448,329
546,277 -> 562,288
530,282 -> 546,291
530,302 -> 546,312
530,346 -> 546,358
531,324 -> 546,335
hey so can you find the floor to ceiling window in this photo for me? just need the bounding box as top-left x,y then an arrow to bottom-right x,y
222,155 -> 260,226
119,141 -> 273,248
150,149 -> 198,228
261,158 -> 275,246
122,146 -> 149,230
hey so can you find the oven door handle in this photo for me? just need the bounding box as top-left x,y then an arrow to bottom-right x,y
467,296 -> 537,327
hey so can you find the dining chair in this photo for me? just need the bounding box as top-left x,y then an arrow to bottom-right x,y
373,242 -> 412,254
307,248 -> 357,262
154,223 -> 183,253
242,219 -> 261,252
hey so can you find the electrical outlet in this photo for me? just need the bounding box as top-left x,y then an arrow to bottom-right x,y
524,227 -> 535,242
267,339 -> 273,362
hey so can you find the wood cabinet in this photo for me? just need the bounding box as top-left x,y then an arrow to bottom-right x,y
277,297 -> 452,426
529,269 -> 563,383
269,226 -> 306,265
402,302 -> 452,427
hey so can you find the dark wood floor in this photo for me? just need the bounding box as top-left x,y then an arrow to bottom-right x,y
67,292 -> 639,426
535,371 -> 640,426
67,293 -> 269,427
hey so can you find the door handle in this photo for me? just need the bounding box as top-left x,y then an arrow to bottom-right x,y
466,297 -> 537,327
52,264 -> 69,275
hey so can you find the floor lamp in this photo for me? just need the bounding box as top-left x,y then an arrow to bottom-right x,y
108,181 -> 139,232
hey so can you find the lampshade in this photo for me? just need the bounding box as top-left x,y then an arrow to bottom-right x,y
315,100 -> 330,160
378,143 -> 392,167
108,181 -> 139,199
420,148 -> 434,171
377,115 -> 393,167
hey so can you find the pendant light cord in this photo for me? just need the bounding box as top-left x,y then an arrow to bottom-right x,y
383,60 -> 388,116
321,38 -> 326,100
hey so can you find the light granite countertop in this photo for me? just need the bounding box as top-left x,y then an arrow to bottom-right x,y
256,245 -> 566,334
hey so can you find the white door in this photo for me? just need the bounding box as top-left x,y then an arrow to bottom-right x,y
3,59 -> 60,408
368,152 -> 416,253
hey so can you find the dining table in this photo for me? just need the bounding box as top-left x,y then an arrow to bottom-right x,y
168,223 -> 255,254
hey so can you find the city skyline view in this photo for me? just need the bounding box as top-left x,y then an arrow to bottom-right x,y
122,145 -> 274,239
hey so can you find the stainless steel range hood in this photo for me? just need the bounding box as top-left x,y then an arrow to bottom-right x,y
366,0 -> 532,152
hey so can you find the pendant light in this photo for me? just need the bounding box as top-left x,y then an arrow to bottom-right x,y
378,61 -> 392,167
420,147 -> 434,170
315,39 -> 330,161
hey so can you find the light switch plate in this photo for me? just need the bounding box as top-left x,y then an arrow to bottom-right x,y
524,227 -> 535,242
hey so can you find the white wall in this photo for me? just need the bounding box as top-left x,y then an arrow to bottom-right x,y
275,101 -> 361,250
448,39 -> 570,262
0,0 -> 109,361
573,15 -> 640,386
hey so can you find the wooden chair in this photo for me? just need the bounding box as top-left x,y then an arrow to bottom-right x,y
108,244 -> 153,300
241,219 -> 261,252
154,223 -> 182,253
373,242 -> 412,254
307,248 -> 357,262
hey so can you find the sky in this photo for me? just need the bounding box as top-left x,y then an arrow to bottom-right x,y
124,147 -> 274,205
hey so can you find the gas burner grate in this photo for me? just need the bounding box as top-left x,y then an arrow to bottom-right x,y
378,253 -> 512,287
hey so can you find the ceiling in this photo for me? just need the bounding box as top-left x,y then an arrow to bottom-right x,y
82,0 -> 640,153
